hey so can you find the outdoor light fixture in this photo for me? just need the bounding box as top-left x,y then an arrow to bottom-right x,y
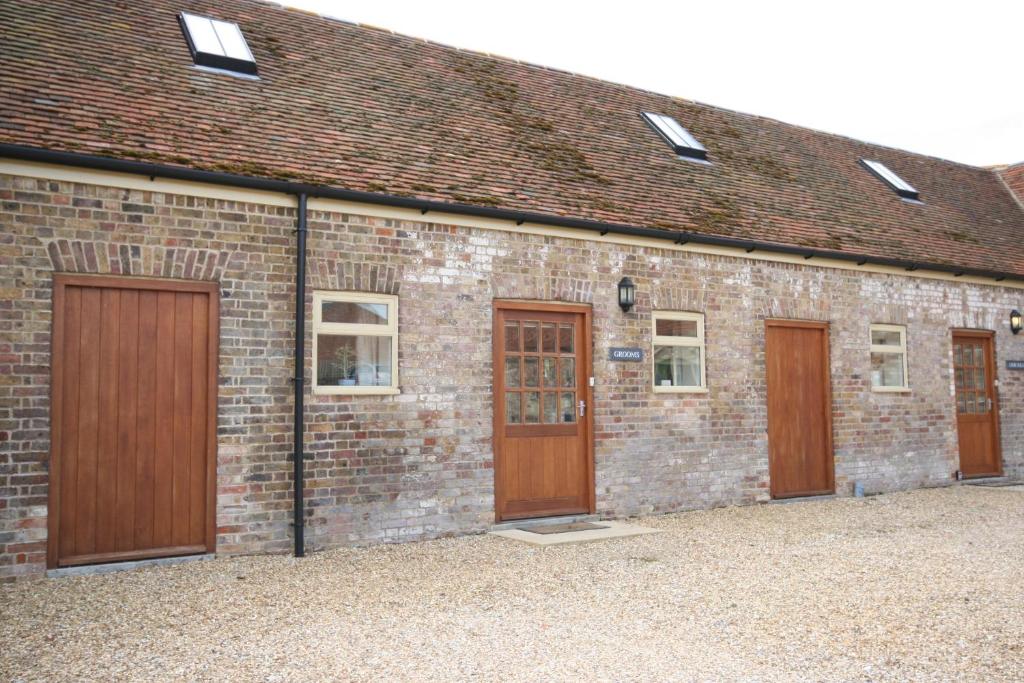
618,276 -> 636,313
1011,309 -> 1022,335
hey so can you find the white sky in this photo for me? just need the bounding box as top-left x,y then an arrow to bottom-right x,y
283,0 -> 1023,167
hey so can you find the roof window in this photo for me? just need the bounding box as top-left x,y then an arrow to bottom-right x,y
861,159 -> 919,201
179,12 -> 257,76
642,112 -> 707,160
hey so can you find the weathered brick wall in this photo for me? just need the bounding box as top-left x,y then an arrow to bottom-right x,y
2,172 -> 1023,580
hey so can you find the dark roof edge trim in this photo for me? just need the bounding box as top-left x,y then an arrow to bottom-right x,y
2,143 -> 1020,284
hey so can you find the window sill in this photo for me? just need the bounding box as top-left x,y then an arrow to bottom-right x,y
871,386 -> 910,394
313,386 -> 400,396
653,386 -> 708,394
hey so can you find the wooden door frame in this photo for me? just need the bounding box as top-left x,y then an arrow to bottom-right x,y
765,319 -> 836,498
951,329 -> 1003,477
492,300 -> 595,521
48,273 -> 220,569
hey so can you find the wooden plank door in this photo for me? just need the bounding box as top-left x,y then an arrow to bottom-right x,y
953,331 -> 1002,478
493,302 -> 593,521
49,275 -> 219,568
765,320 -> 835,498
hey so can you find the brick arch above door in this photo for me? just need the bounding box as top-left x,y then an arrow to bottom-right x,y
44,239 -> 235,281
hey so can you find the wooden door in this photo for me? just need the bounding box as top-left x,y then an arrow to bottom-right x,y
493,302 -> 593,521
49,275 -> 219,568
765,320 -> 835,498
953,332 -> 1002,478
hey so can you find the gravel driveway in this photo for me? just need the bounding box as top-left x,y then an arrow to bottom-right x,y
3,486 -> 1023,682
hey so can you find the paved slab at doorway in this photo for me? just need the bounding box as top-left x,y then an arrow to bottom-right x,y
489,520 -> 660,546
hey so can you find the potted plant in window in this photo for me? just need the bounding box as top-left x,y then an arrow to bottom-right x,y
334,346 -> 357,386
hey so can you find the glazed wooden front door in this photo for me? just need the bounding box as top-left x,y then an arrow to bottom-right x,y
765,320 -> 835,498
493,302 -> 593,521
49,275 -> 219,568
953,332 -> 1002,478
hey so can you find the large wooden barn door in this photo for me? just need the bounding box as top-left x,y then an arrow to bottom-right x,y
493,302 -> 594,521
49,275 -> 219,568
952,331 -> 1003,478
765,320 -> 835,498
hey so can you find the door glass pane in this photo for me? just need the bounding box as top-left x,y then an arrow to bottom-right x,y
974,346 -> 984,366
560,392 -> 576,423
558,324 -> 574,353
524,392 -> 540,423
957,394 -> 966,414
317,334 -> 392,386
560,357 -> 575,387
542,323 -> 557,353
523,357 -> 539,387
322,300 -> 388,325
504,322 -> 520,352
523,322 -> 539,353
954,368 -> 964,391
543,392 -> 558,423
654,345 -> 701,387
543,357 -> 557,387
953,344 -> 962,367
505,392 -> 521,423
504,357 -> 520,387
974,368 -> 985,392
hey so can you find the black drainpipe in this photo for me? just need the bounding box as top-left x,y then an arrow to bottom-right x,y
293,193 -> 308,557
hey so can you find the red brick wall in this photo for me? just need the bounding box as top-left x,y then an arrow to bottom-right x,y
2,172 -> 1023,580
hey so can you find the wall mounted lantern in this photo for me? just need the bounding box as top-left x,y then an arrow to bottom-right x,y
1011,309 -> 1022,335
618,277 -> 636,313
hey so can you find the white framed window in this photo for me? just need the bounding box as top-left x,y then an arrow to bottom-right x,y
870,324 -> 909,391
313,291 -> 398,395
652,311 -> 706,392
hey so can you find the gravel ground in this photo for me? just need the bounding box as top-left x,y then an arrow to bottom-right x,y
3,486 -> 1023,682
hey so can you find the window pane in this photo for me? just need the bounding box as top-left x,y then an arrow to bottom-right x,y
322,300 -> 388,325
560,357 -> 575,387
654,345 -> 701,387
523,357 -> 539,387
543,357 -> 557,387
542,323 -> 557,353
504,357 -> 520,387
211,19 -> 252,61
543,392 -> 558,423
560,392 -> 576,423
183,14 -> 224,55
871,328 -> 902,347
524,392 -> 540,423
523,322 -> 539,352
504,322 -> 520,352
505,392 -> 521,423
655,318 -> 698,338
558,324 -> 574,353
317,334 -> 392,387
870,352 -> 905,388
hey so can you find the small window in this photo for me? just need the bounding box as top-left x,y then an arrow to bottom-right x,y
642,112 -> 708,160
870,324 -> 909,391
313,292 -> 398,395
652,312 -> 706,392
179,12 -> 257,76
861,160 -> 919,201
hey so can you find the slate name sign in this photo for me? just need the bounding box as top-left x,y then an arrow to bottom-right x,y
609,347 -> 643,362
1007,360 -> 1024,371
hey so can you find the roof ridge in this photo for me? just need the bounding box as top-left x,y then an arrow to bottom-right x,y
256,0 -> 992,171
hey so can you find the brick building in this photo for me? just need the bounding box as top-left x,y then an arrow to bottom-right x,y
2,0 -> 1023,581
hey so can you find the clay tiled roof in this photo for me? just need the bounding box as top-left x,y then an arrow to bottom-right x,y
3,0 -> 1023,276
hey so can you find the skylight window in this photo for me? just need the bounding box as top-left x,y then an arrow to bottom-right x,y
861,159 -> 919,201
179,12 -> 257,76
642,112 -> 707,160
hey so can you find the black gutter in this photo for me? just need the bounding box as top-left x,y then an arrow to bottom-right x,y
292,193 -> 308,558
3,143 -> 1021,285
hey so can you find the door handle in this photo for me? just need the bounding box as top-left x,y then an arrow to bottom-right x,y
578,400 -> 586,417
